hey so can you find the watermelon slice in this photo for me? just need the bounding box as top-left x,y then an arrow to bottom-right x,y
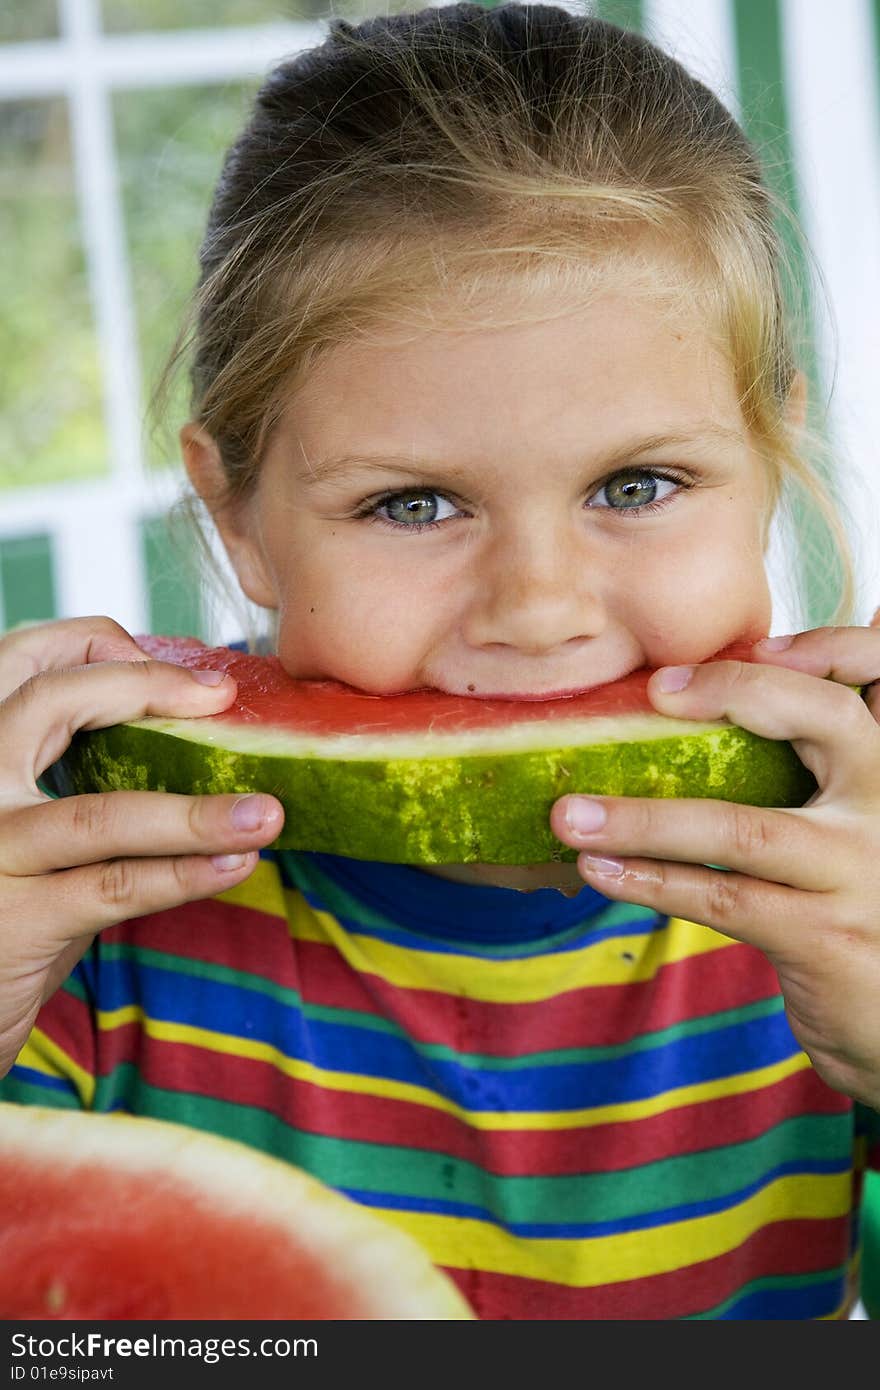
0,1102 -> 473,1320
42,634 -> 818,864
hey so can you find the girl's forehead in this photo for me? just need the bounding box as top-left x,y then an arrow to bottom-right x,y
275,290 -> 747,483
288,266 -> 727,408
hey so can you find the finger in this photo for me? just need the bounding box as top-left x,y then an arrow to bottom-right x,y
0,615 -> 150,702
1,789 -> 284,878
647,658 -> 880,804
0,658 -> 237,790
572,851 -> 820,957
551,793 -> 853,895
33,847 -> 265,950
748,623 -> 880,724
747,624 -> 880,688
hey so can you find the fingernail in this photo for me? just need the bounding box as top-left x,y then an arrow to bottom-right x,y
757,635 -> 794,651
191,668 -> 228,686
230,794 -> 266,830
656,665 -> 694,693
565,798 -> 607,834
582,855 -> 625,879
212,853 -> 249,872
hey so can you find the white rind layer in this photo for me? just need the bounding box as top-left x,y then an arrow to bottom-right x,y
128,710 -> 729,760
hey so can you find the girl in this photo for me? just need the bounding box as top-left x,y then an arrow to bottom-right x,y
1,4 -> 879,1320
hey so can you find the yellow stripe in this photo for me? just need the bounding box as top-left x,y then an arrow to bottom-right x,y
96,1006 -> 812,1130
215,863 -> 737,999
17,1027 -> 95,1109
286,898 -> 736,1001
373,1172 -> 852,1288
214,857 -> 288,918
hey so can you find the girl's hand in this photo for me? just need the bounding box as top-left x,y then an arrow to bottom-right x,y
550,617 -> 880,1109
0,616 -> 284,1079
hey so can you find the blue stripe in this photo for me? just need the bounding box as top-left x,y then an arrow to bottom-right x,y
95,958 -> 802,1110
285,872 -> 665,960
712,1275 -> 847,1320
341,1157 -> 850,1238
3,1063 -> 76,1095
283,849 -> 646,951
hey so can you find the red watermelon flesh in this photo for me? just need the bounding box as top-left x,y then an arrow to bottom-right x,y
42,635 -> 819,864
0,1104 -> 473,1320
133,634 -> 757,735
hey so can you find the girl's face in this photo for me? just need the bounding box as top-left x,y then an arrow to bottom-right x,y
190,283 -> 796,694
184,279 -> 803,891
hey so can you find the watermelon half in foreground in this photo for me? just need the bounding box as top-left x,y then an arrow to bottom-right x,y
42,634 -> 819,864
0,1103 -> 473,1320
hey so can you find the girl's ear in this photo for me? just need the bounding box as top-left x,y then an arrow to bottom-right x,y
179,423 -> 278,611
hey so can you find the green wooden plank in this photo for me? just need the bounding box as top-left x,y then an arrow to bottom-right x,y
593,0 -> 643,31
732,0 -> 840,628
0,534 -> 56,629
141,512 -> 203,639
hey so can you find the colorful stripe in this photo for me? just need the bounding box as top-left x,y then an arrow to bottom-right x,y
2,848 -> 870,1319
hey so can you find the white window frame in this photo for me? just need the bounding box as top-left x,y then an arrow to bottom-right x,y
0,0 -> 323,638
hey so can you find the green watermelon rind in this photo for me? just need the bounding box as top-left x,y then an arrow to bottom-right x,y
46,717 -> 817,864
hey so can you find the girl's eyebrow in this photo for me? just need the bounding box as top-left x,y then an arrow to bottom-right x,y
298,424 -> 744,486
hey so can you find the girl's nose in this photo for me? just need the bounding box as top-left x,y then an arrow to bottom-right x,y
461,524 -> 606,655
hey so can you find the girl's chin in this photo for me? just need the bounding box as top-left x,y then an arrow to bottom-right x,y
420,861 -> 588,896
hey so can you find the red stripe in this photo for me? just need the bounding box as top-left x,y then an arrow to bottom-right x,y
91,1026 -> 848,1176
106,907 -> 783,1056
34,985 -> 96,1078
102,901 -> 296,977
277,935 -> 788,1053
440,1217 -> 851,1319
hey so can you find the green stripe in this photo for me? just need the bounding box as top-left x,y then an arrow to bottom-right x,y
101,940 -> 400,1036
101,941 -> 783,1070
87,1072 -> 850,1227
0,534 -> 56,629
61,972 -> 88,1005
141,511 -> 202,640
732,0 -> 840,628
686,1263 -> 847,1319
0,1077 -> 80,1109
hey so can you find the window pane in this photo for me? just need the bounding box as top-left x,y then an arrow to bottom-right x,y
141,512 -> 203,638
0,535 -> 57,629
0,1 -> 58,43
114,82 -> 259,470
102,0 -> 430,32
0,100 -> 106,491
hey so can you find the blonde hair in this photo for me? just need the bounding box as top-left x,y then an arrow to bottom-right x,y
154,2 -> 858,652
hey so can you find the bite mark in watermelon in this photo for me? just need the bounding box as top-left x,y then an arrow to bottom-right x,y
0,1103 -> 473,1320
42,635 -> 819,864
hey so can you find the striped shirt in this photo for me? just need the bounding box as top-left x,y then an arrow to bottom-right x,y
4,847 -> 879,1319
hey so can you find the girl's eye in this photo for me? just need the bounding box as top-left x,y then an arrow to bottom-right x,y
357,469 -> 689,534
361,489 -> 463,532
589,469 -> 685,515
